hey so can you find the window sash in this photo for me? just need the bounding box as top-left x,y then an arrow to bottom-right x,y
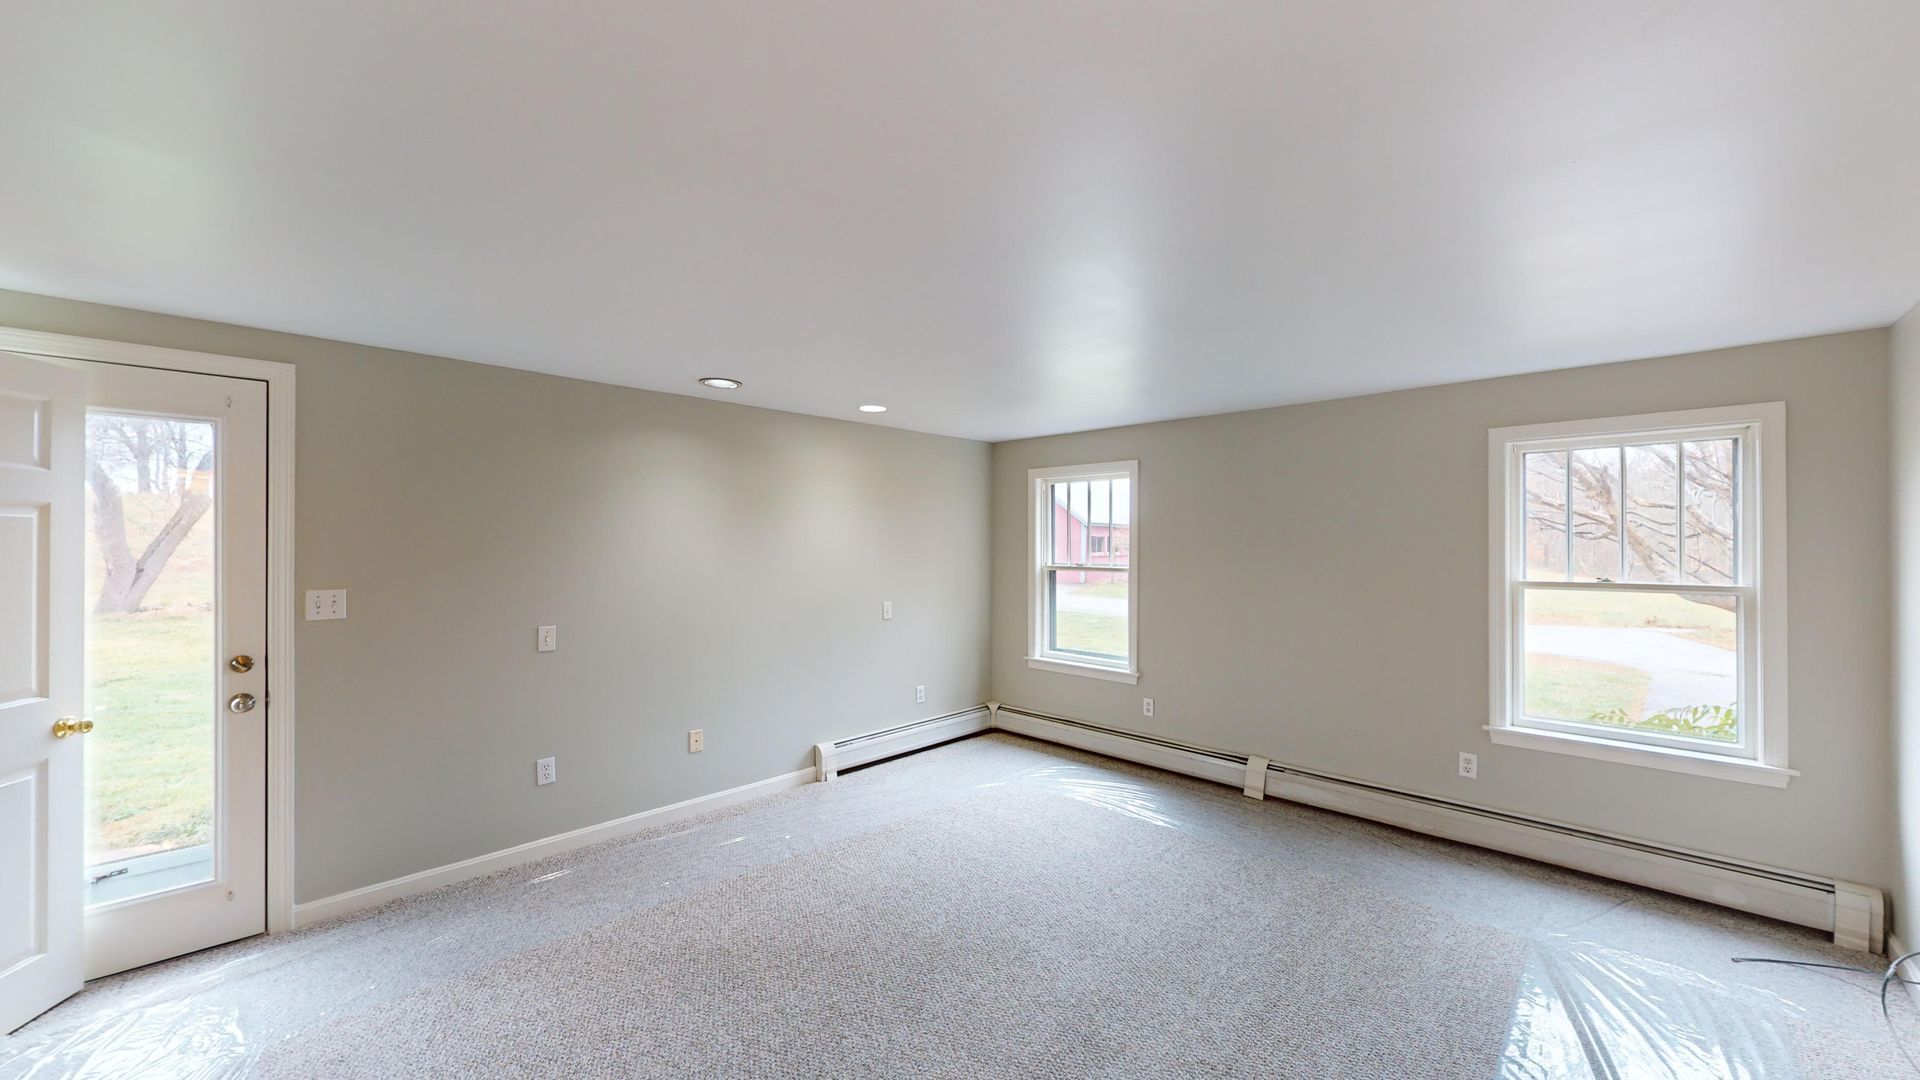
1517,434 -> 1743,587
1045,569 -> 1130,663
1507,580 -> 1754,758
1506,429 -> 1754,591
1046,477 -> 1128,570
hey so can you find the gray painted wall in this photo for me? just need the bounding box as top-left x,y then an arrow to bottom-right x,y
992,330 -> 1892,888
0,289 -> 992,902
1892,305 -> 1920,939
2,284 -> 1896,912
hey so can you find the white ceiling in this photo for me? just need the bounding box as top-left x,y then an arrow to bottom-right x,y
1,3 -> 1916,441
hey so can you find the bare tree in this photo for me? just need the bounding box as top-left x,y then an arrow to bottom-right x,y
1524,441 -> 1736,603
87,417 -> 213,613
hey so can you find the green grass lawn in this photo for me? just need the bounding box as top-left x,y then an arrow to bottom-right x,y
1524,654 -> 1649,724
1525,588 -> 1735,649
1053,612 -> 1129,661
86,612 -> 215,861
85,487 -> 216,863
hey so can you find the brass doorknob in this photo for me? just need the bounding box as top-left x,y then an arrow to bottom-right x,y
227,692 -> 257,714
52,717 -> 94,739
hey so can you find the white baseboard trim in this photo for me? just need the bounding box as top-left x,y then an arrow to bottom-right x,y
291,766 -> 816,929
815,705 -> 992,781
993,704 -> 1883,953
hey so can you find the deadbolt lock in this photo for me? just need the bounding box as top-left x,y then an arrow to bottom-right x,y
229,654 -> 255,673
227,692 -> 258,714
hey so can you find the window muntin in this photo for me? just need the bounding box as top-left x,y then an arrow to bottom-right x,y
1030,462 -> 1137,677
1501,425 -> 1758,758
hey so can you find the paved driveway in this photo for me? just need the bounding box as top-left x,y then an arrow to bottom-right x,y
1527,625 -> 1735,716
1055,592 -> 1128,617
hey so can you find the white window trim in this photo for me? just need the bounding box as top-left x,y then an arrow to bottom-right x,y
1487,403 -> 1792,786
1028,460 -> 1139,684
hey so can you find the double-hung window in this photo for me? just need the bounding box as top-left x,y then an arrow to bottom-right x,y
1488,405 -> 1790,785
1028,461 -> 1138,683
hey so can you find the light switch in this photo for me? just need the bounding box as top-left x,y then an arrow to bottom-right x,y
882,601 -> 893,621
305,589 -> 347,621
537,625 -> 557,653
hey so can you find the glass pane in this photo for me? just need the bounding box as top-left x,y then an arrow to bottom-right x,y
1068,481 -> 1089,562
84,414 -> 218,903
1523,451 -> 1567,580
1048,482 -> 1067,563
1049,481 -> 1089,563
1089,480 -> 1111,566
1522,588 -> 1738,743
1623,444 -> 1679,582
1569,447 -> 1621,581
1049,570 -> 1128,662
1682,439 -> 1737,585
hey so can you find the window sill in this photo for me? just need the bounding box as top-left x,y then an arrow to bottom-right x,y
1484,725 -> 1796,788
1027,656 -> 1140,685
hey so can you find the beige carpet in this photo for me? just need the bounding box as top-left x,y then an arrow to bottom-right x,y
10,734 -> 1914,1078
258,784 -> 1527,1078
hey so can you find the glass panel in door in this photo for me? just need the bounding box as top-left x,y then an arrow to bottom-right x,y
82,414 -> 218,904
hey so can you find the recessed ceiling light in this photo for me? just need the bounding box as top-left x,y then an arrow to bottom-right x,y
858,404 -> 888,413
697,376 -> 743,390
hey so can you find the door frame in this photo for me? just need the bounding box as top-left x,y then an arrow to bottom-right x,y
0,327 -> 296,935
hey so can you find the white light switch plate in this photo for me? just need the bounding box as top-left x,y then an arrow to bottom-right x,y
537,625 -> 557,652
305,589 -> 347,621
881,600 -> 893,621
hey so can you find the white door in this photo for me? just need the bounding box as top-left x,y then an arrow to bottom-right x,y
80,363 -> 267,979
0,351 -> 85,1033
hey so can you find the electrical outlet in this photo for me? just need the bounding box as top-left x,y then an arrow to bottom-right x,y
688,728 -> 704,753
1458,752 -> 1478,779
304,589 -> 347,621
881,600 -> 893,621
915,684 -> 926,704
537,625 -> 557,653
1142,697 -> 1154,717
536,757 -> 556,786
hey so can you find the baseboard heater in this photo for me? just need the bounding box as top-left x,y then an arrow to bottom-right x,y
814,705 -> 993,781
988,703 -> 1885,954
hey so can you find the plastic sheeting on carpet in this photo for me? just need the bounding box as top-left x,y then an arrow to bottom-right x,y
1,733 -> 1914,1078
